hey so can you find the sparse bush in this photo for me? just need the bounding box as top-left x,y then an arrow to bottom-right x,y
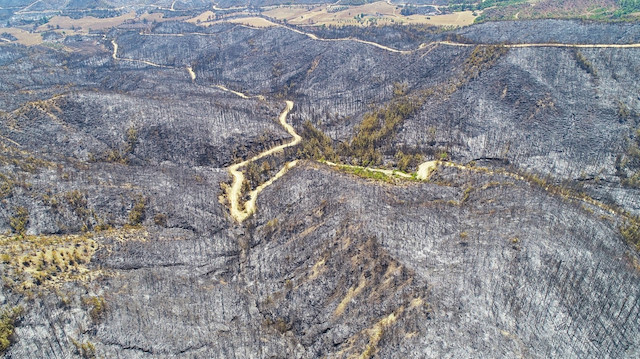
102,127 -> 138,164
65,190 -> 87,211
9,207 -> 29,235
129,195 -> 146,225
0,306 -> 24,353
464,45 -> 508,79
392,82 -> 408,97
617,101 -> 631,120
460,186 -> 473,203
574,50 -> 598,79
71,338 -> 96,358
266,218 -> 278,228
125,127 -> 138,154
105,149 -> 126,164
153,213 -> 167,227
620,219 -> 640,249
245,162 -> 261,188
83,296 -> 106,322
395,150 -> 422,172
273,317 -> 290,334
347,96 -> 419,166
298,121 -> 337,162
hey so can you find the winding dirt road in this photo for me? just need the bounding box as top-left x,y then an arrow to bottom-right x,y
190,15 -> 640,53
227,100 -> 300,222
110,39 -> 169,67
214,85 -> 265,101
111,39 -> 118,59
282,25 -> 411,53
107,28 -> 640,223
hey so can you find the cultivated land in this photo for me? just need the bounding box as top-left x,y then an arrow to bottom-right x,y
261,2 -> 478,27
0,1 -> 640,358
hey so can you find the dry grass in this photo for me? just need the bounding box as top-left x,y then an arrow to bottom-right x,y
37,12 -> 171,34
186,10 -> 217,24
0,12 -> 174,47
334,275 -> 367,317
225,17 -> 277,28
0,233 -> 99,291
37,12 -> 137,33
405,11 -> 478,27
263,1 -> 478,27
0,28 -> 42,46
188,12 -> 278,28
0,227 -> 148,293
355,307 -> 403,359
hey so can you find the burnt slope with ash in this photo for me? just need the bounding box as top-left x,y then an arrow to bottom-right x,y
0,18 -> 639,359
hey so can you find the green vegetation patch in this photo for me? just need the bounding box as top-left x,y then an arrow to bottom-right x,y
343,90 -> 421,167
616,111 -> 640,188
128,195 -> 147,225
620,219 -> 640,250
9,207 -> 29,235
573,50 -> 599,79
299,45 -> 508,170
0,306 -> 23,353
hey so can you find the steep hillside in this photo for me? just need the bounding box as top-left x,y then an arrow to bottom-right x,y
0,15 -> 639,359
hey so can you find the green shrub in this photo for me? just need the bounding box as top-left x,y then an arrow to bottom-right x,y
574,50 -> 598,79
71,338 -> 96,359
125,127 -> 138,154
620,219 -> 640,249
297,121 -> 337,162
83,296 -> 106,322
65,190 -> 87,211
0,306 -> 24,353
9,207 -> 29,235
129,196 -> 146,225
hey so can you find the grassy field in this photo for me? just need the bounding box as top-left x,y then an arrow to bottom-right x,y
2,0 -> 637,48
262,1 -> 478,27
0,28 -> 42,45
187,12 -> 277,28
38,12 -> 137,33
1,12 -> 178,46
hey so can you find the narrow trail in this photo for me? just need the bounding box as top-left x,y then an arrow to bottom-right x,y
110,39 -> 170,68
214,85 -> 266,101
212,2 -> 248,11
414,160 -> 624,219
108,39 -> 292,222
111,40 -> 118,59
106,30 -> 639,224
282,25 -> 410,53
227,100 -> 300,222
187,66 -> 196,81
15,0 -> 41,14
138,17 -> 640,55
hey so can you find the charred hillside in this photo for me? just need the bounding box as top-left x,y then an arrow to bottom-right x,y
0,17 -> 639,359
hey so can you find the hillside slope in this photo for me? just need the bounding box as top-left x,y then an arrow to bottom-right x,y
0,18 -> 639,358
